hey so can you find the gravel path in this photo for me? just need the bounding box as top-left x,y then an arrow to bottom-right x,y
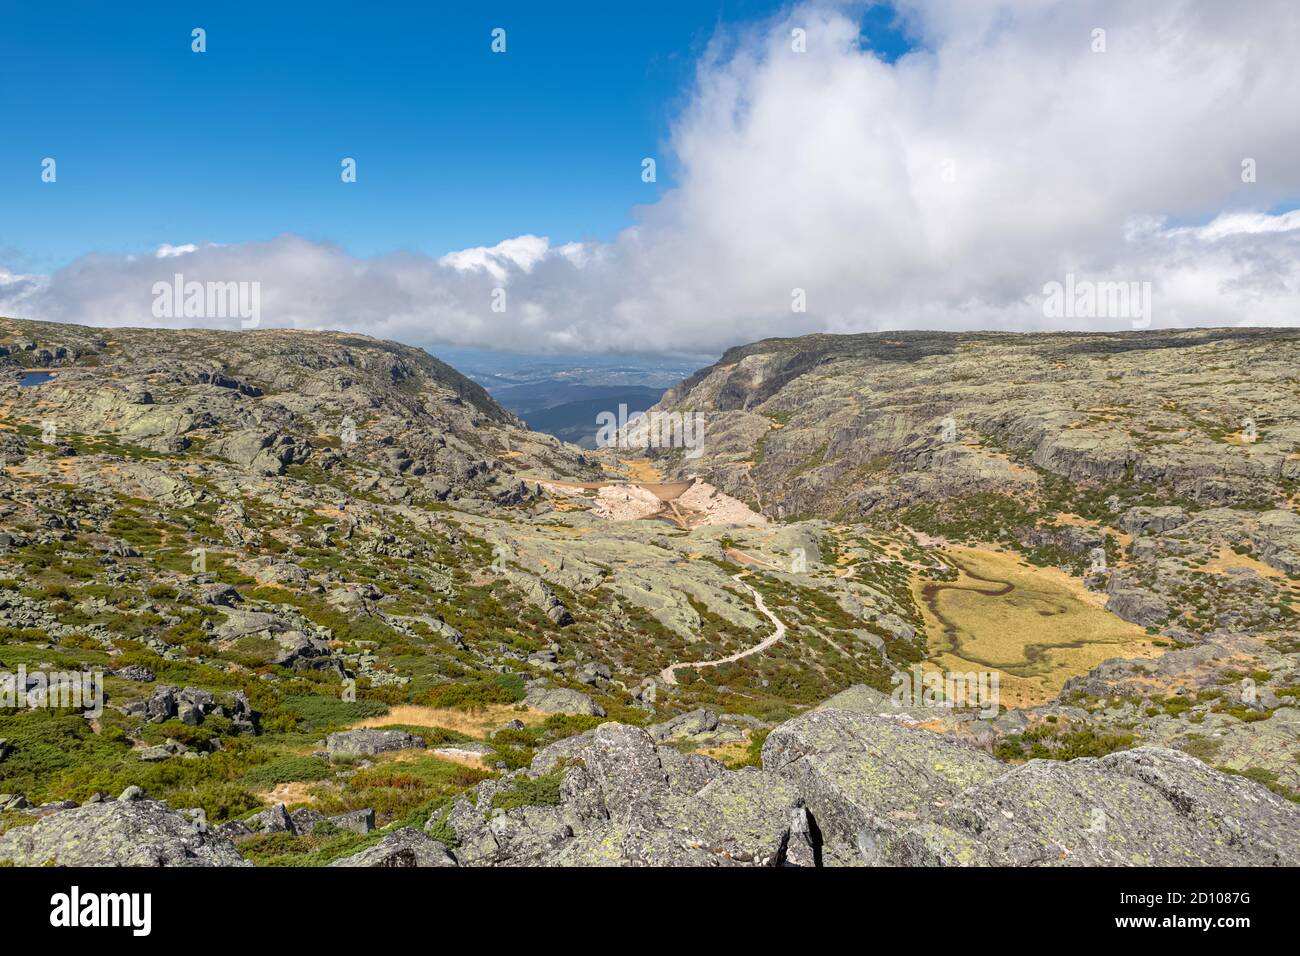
659,572 -> 787,685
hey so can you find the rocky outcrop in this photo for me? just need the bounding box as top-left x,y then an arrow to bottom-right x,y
0,795 -> 248,866
1104,586 -> 1171,627
427,713 -> 1297,868
523,686 -> 605,717
440,722 -> 806,866
762,709 -> 1006,865
326,729 -> 426,760
880,747 -> 1299,866
328,828 -> 457,867
1,710 -> 1294,868
650,328 -> 1300,523
116,685 -> 255,734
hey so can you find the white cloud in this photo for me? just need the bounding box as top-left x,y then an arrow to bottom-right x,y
3,0 -> 1299,352
154,243 -> 199,259
438,234 -> 552,282
1178,210 -> 1300,241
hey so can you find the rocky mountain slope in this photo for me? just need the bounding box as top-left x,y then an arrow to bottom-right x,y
0,318 -> 1295,867
653,328 -> 1300,518
1,317 -> 596,497
645,328 -> 1300,799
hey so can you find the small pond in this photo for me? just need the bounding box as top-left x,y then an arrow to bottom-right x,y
17,371 -> 54,386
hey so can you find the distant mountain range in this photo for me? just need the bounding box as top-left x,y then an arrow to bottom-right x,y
503,386 -> 666,447
427,348 -> 702,446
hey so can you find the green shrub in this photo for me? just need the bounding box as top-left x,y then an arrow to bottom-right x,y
239,829 -> 374,867
281,695 -> 389,732
995,721 -> 1137,762
417,673 -> 525,710
725,728 -> 771,769
241,756 -> 332,790
491,769 -> 564,812
163,782 -> 262,821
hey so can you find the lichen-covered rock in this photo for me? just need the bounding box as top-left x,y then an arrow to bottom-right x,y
647,708 -> 719,742
328,828 -> 457,867
326,729 -> 425,759
0,798 -> 248,866
761,709 -> 1004,865
523,686 -> 605,717
247,802 -> 294,834
1105,586 -> 1171,627
441,721 -> 807,867
532,723 -> 666,814
881,747 -> 1300,866
328,808 -> 376,835
651,768 -> 804,865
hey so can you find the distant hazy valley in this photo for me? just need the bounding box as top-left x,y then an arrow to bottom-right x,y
441,347 -> 699,447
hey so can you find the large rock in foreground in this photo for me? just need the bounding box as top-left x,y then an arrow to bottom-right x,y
441,722 -> 809,867
762,709 -> 1005,865
881,747 -> 1300,866
5,719 -> 1293,868
434,712 -> 1299,868
0,798 -> 248,867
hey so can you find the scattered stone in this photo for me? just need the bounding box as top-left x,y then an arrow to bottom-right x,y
328,828 -> 457,867
247,802 -> 294,834
326,729 -> 426,760
523,686 -> 605,717
113,664 -> 155,682
328,808 -> 376,835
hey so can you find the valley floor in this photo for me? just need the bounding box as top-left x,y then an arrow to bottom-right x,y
912,543 -> 1161,708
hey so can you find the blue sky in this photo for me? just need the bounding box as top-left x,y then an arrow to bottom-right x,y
0,0 -> 912,272
3,1 -> 1294,351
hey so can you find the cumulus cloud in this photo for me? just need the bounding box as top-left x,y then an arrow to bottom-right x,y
154,243 -> 200,259
438,235 -> 553,282
3,0 -> 1299,353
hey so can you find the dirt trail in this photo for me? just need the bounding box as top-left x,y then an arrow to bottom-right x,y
724,547 -> 784,570
659,572 -> 787,685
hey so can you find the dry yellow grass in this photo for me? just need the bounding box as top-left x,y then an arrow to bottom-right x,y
426,748 -> 489,769
259,781 -> 318,807
914,545 -> 1160,708
351,703 -> 549,739
696,739 -> 751,766
1200,544 -> 1293,585
622,457 -> 665,483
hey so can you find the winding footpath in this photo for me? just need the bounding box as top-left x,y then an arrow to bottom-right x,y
659,572 -> 787,686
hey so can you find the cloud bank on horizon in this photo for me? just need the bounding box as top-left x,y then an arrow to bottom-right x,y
3,0 -> 1298,355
